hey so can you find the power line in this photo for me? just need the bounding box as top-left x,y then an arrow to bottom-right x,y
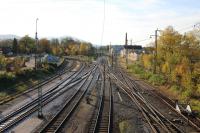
129,26 -> 192,45
132,38 -> 152,44
177,25 -> 194,32
173,22 -> 200,33
122,23 -> 199,47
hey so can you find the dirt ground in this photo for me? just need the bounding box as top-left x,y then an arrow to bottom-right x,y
62,87 -> 98,133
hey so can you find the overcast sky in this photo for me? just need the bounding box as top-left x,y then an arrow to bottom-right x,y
0,0 -> 200,46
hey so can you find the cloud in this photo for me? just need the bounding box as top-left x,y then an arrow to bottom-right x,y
0,0 -> 199,46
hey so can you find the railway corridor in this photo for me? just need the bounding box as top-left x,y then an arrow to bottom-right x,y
0,57 -> 199,133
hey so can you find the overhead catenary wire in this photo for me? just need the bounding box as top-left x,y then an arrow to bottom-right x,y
176,22 -> 200,32
132,38 -> 152,44
127,24 -> 196,46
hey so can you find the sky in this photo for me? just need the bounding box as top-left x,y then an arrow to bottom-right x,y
0,0 -> 200,46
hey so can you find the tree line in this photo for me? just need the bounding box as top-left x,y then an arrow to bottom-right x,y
0,35 -> 95,56
140,26 -> 200,99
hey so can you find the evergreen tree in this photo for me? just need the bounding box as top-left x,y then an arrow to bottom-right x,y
13,38 -> 18,54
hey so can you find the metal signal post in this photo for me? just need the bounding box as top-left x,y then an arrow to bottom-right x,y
150,29 -> 162,74
125,32 -> 128,69
35,18 -> 43,118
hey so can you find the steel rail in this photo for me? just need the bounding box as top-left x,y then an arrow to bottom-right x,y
106,71 -> 165,133
119,71 -> 183,133
0,63 -> 88,132
88,67 -> 104,133
118,71 -> 172,132
0,62 -> 84,124
0,75 -> 87,132
108,77 -> 113,133
54,67 -> 98,133
121,71 -> 200,132
0,59 -> 76,105
0,62 -> 98,132
39,65 -> 97,133
111,68 -> 199,132
88,65 -> 112,133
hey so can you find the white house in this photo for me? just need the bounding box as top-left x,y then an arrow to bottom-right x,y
120,45 -> 143,61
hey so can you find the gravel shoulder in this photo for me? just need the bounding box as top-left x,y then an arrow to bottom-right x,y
112,84 -> 151,133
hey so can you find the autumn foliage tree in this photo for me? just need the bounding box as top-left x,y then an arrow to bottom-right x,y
0,36 -> 95,57
140,26 -> 200,98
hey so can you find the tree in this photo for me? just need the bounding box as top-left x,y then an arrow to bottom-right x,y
139,26 -> 200,99
19,35 -> 35,54
0,39 -> 13,48
79,43 -> 89,55
0,55 -> 6,70
13,38 -> 18,54
39,38 -> 51,53
50,38 -> 63,56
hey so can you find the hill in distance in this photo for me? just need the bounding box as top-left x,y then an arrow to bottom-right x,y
0,34 -> 20,40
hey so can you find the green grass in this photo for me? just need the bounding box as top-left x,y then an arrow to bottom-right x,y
127,63 -> 166,86
149,74 -> 165,86
17,84 -> 27,92
119,121 -> 130,133
190,99 -> 200,117
121,58 -> 200,118
0,92 -> 7,98
0,63 -> 60,99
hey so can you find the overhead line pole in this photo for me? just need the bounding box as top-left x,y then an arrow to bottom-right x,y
35,18 -> 38,71
154,29 -> 158,74
125,32 -> 128,69
150,29 -> 162,74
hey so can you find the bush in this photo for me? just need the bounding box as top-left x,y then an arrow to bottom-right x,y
149,74 -> 165,86
140,71 -> 152,80
0,72 -> 16,89
197,84 -> 200,95
179,89 -> 193,100
0,72 -> 16,81
0,92 -> 7,98
170,85 -> 181,92
17,84 -> 27,92
128,64 -> 144,75
48,64 -> 56,73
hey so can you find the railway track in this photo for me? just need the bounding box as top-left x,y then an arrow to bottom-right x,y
38,65 -> 98,133
0,62 -> 90,132
119,72 -> 182,133
119,69 -> 200,131
88,64 -> 113,133
0,59 -> 76,105
126,73 -> 200,131
108,68 -> 200,133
